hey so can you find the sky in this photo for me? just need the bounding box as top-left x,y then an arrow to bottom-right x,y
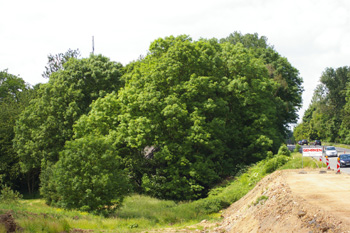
1,0 -> 350,122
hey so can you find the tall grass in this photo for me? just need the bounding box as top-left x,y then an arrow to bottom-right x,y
0,152 -> 324,232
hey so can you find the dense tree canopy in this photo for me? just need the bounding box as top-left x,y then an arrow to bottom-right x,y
221,32 -> 303,132
57,34 -> 303,202
10,33 -> 303,213
13,55 -> 124,193
294,66 -> 350,143
0,70 -> 28,102
0,70 -> 34,189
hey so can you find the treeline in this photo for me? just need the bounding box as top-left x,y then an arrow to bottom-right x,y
1,32 -> 303,215
294,67 -> 350,143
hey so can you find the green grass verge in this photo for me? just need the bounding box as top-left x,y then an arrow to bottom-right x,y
323,142 -> 350,150
0,152 -> 325,232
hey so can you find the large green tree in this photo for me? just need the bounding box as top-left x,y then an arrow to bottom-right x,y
221,32 -> 303,137
14,55 -> 124,194
62,35 -> 301,201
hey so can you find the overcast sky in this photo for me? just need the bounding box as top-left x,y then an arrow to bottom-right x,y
1,0 -> 350,122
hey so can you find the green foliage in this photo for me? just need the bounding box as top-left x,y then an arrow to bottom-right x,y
221,32 -> 304,135
14,55 -> 124,194
11,33 -> 303,209
193,197 -> 230,215
0,185 -> 23,204
42,48 -> 81,79
294,143 -> 301,152
19,217 -> 71,233
263,154 -> 290,174
47,135 -> 131,216
0,70 -> 34,190
253,195 -> 268,206
0,179 -> 23,204
0,69 -> 28,101
296,66 -> 350,143
70,34 -> 303,201
279,153 -> 325,169
277,144 -> 291,156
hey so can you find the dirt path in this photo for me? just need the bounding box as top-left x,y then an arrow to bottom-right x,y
286,170 -> 350,224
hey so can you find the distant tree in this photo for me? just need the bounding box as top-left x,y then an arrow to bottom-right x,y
42,49 -> 81,79
299,66 -> 350,143
320,67 -> 350,111
0,69 -> 27,102
339,78 -> 350,143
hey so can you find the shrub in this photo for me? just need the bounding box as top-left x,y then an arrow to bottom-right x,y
263,154 -> 290,174
294,144 -> 301,153
277,144 -> 291,156
0,184 -> 23,204
194,197 -> 230,215
47,135 -> 131,216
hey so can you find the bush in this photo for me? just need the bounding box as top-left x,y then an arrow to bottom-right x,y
277,144 -> 291,156
294,144 -> 301,153
0,184 -> 23,204
47,135 -> 131,216
194,197 -> 230,215
263,154 -> 290,174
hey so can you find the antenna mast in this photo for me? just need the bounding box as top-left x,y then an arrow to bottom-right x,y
92,36 -> 95,55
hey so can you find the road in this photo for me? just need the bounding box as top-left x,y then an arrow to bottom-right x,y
288,145 -> 350,174
326,146 -> 350,174
286,170 -> 350,228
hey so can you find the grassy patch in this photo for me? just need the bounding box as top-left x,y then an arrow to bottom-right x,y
279,153 -> 326,170
324,142 -> 350,150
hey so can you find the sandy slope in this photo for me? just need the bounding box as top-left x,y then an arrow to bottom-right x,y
146,169 -> 350,232
214,169 -> 350,233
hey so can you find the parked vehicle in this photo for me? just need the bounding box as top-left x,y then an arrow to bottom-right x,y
301,139 -> 308,145
297,140 -> 302,145
314,140 -> 321,146
325,146 -> 337,157
339,154 -> 350,167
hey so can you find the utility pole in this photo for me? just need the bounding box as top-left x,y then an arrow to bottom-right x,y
92,36 -> 95,55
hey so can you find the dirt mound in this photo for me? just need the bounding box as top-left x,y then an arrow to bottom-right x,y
214,169 -> 350,233
0,211 -> 22,233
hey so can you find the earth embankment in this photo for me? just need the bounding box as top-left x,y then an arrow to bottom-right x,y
214,169 -> 350,233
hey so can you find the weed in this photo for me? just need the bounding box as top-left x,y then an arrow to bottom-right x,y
253,195 -> 268,206
0,224 -> 6,233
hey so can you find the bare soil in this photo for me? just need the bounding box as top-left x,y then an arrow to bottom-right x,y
0,211 -> 23,233
154,169 -> 350,232
214,169 -> 350,233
